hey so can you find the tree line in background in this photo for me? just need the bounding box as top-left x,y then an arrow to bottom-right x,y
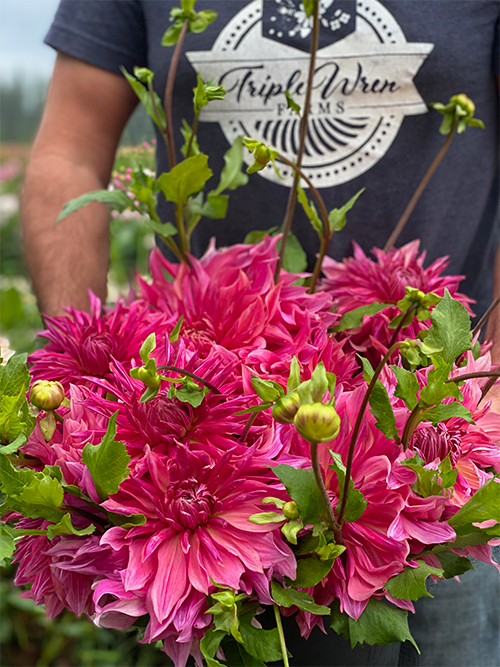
0,76 -> 154,144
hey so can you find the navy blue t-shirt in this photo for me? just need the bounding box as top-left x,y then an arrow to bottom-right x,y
45,0 -> 499,315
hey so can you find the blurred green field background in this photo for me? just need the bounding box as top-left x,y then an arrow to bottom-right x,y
0,79 -> 174,666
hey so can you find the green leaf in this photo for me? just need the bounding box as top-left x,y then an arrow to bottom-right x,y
121,67 -> 166,130
145,219 -> 178,242
285,90 -> 301,116
359,358 -> 399,442
292,556 -> 335,588
172,378 -> 208,407
419,356 -> 460,408
425,290 -> 472,365
46,513 -> 96,540
271,580 -> 330,615
157,154 -> 212,206
330,600 -> 351,640
385,560 -> 443,600
57,189 -> 136,223
391,365 -> 420,411
139,333 -> 156,364
297,184 -> 322,235
81,412 -> 131,502
140,385 -> 159,403
180,118 -> 200,157
280,232 -> 308,273
328,451 -> 367,523
239,614 -> 283,663
0,524 -> 16,566
272,464 -> 327,528
448,478 -> 500,531
0,353 -> 30,398
0,434 -> 26,455
287,357 -> 301,394
328,189 -> 364,232
333,303 -> 391,333
0,388 -> 27,444
251,376 -> 284,402
169,317 -> 184,342
105,510 -> 147,529
200,628 -> 227,667
436,552 -> 474,579
400,456 -> 446,497
19,475 -> 65,523
344,598 -> 419,651
190,192 -> 229,219
248,512 -> 285,525
244,228 -> 279,245
215,137 -> 249,194
303,0 -> 315,17
0,454 -> 35,495
420,403 -> 474,426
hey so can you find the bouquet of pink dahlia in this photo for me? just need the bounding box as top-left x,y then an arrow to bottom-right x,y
1,3 -> 499,666
2,236 -> 499,666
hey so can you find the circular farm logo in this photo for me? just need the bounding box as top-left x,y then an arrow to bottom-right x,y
186,0 -> 434,187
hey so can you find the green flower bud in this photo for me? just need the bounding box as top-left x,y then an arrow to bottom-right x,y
272,392 -> 301,424
282,501 -> 299,520
137,366 -> 161,389
294,403 -> 341,443
29,380 -> 65,411
254,144 -> 272,165
450,93 -> 475,117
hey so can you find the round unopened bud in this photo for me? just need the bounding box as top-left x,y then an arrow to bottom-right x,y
272,392 -> 301,424
451,94 -> 475,116
282,501 -> 299,520
29,380 -> 65,411
254,144 -> 271,165
294,403 -> 341,443
137,366 -> 161,389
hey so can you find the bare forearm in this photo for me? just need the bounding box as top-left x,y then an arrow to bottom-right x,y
22,151 -> 110,317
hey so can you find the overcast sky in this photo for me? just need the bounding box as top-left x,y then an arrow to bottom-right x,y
1,0 -> 60,84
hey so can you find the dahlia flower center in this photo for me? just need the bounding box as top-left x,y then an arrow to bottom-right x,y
165,478 -> 220,529
412,423 -> 464,466
78,334 -> 113,376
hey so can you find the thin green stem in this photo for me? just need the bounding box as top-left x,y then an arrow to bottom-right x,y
273,604 -> 290,667
274,1 -> 320,283
164,19 -> 189,170
157,365 -> 222,395
148,79 -> 169,155
383,127 -> 456,252
401,405 -> 423,450
338,341 -> 402,525
186,113 -> 200,159
310,440 -> 342,538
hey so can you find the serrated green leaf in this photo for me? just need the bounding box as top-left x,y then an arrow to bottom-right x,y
105,510 -> 147,529
328,189 -> 364,232
172,377 -> 208,407
420,403 -> 474,426
391,365 -> 420,411
57,189 -> 136,223
425,290 -> 472,365
145,219 -> 178,241
200,628 -> 227,667
239,614 -> 283,663
46,513 -> 96,539
436,552 -> 474,579
272,464 -> 327,528
419,356 -> 461,408
81,412 -> 130,502
280,232 -> 308,273
401,456 -> 444,497
157,154 -> 212,206
0,454 -> 35,495
385,560 -> 443,600
334,303 -> 391,333
0,524 -> 16,566
346,598 -> 419,651
271,580 -> 330,615
0,388 -> 27,444
190,192 -> 228,219
330,600 -> 351,640
359,358 -> 399,442
292,556 -> 334,588
0,353 -> 29,397
448,478 -> 500,530
215,136 -> 249,194
19,475 -> 65,523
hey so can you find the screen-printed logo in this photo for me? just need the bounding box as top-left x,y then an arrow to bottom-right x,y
186,0 -> 433,188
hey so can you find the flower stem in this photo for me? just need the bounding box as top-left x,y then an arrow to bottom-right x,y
149,79 -> 169,156
310,441 -> 342,538
156,365 -> 222,395
383,127 -> 456,252
401,405 -> 423,450
273,603 -> 290,667
274,1 -> 320,283
164,19 -> 189,171
338,341 -> 402,525
186,113 -> 200,159
240,411 -> 259,443
471,296 -> 500,340
446,370 -> 500,383
481,376 -> 499,403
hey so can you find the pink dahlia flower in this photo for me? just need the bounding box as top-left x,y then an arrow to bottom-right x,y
321,240 -> 474,360
94,445 -> 295,665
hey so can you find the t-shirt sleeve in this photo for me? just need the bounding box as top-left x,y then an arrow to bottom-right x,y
44,0 -> 148,74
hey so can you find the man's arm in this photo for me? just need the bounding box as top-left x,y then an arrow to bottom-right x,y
21,52 -> 138,317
